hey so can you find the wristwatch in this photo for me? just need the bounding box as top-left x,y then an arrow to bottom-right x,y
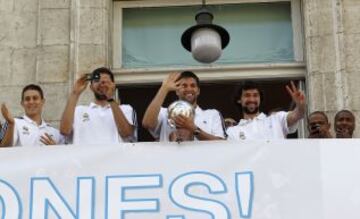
193,127 -> 201,136
107,98 -> 115,103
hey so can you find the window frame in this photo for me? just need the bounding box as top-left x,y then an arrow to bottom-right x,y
112,0 -> 305,85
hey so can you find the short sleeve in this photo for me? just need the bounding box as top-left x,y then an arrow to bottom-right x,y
226,126 -> 237,140
148,107 -> 167,139
275,111 -> 298,135
120,104 -> 135,126
69,106 -> 85,141
120,104 -> 138,142
210,110 -> 226,138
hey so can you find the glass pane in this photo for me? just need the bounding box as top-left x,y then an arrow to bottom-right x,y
122,2 -> 294,68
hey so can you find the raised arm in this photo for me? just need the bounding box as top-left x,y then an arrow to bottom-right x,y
0,104 -> 15,147
104,81 -> 134,138
286,81 -> 306,128
142,72 -> 181,130
60,74 -> 88,136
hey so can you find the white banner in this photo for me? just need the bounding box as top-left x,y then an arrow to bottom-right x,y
0,139 -> 359,219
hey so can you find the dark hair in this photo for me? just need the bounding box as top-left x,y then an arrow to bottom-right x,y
308,111 -> 329,123
335,109 -> 355,121
178,71 -> 200,87
21,84 -> 44,101
234,81 -> 264,110
91,67 -> 114,83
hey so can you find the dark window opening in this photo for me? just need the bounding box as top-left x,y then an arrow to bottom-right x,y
117,80 -> 303,142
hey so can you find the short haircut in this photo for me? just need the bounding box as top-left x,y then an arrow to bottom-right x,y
335,109 -> 355,121
308,111 -> 329,123
178,71 -> 200,87
91,67 -> 114,83
21,84 -> 44,101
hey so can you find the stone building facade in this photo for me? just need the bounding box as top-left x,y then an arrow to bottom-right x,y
0,0 -> 359,137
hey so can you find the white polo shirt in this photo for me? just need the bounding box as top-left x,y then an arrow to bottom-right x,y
71,102 -> 137,145
150,106 -> 225,142
226,111 -> 297,140
10,115 -> 64,146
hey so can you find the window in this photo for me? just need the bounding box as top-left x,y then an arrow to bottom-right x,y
112,0 -> 305,84
112,0 -> 306,139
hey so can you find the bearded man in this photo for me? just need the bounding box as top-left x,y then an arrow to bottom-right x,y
226,81 -> 305,140
60,67 -> 137,145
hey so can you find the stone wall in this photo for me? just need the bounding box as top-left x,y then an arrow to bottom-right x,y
1,0 -> 360,137
304,0 -> 360,137
0,0 -> 110,126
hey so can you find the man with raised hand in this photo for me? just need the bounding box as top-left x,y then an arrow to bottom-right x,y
226,81 -> 306,140
60,67 -> 137,145
142,71 -> 225,142
0,84 -> 64,147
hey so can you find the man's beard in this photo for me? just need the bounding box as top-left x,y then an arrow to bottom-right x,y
94,91 -> 107,100
242,105 -> 259,115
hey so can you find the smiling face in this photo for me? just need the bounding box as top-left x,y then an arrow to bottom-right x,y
335,111 -> 355,137
176,77 -> 200,105
21,89 -> 45,118
239,89 -> 261,115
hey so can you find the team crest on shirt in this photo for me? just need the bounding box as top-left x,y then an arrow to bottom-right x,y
22,126 -> 30,135
82,113 -> 90,122
239,131 -> 246,140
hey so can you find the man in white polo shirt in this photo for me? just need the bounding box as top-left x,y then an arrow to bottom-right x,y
226,81 -> 305,140
60,67 -> 137,145
142,71 -> 225,142
0,84 -> 64,147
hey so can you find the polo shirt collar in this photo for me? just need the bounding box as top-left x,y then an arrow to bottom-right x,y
194,105 -> 202,114
23,115 -> 47,128
238,112 -> 266,126
90,102 -> 110,109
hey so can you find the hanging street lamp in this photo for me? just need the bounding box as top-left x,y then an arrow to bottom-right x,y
181,0 -> 230,64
